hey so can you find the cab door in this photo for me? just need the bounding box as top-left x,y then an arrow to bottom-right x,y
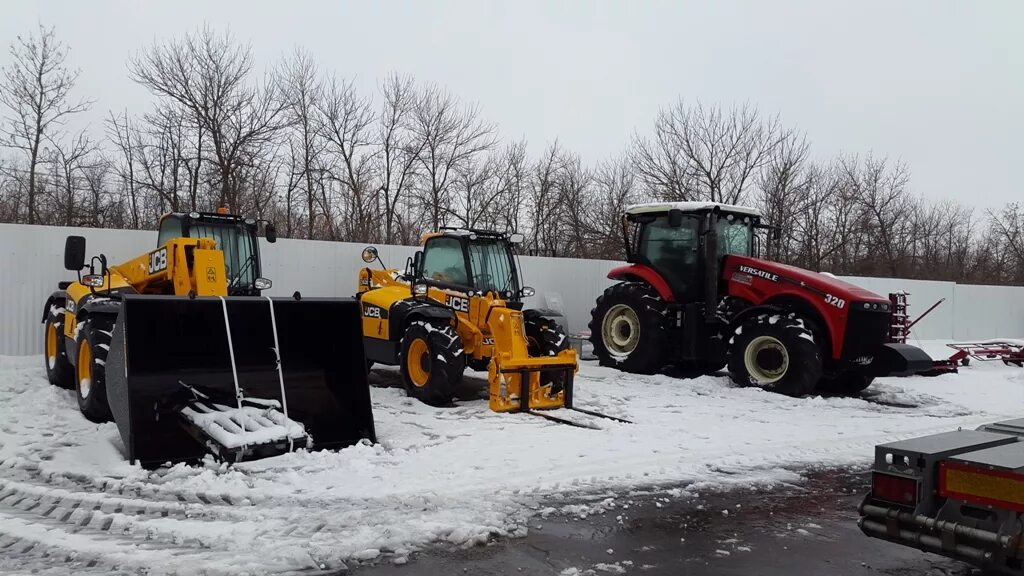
638,215 -> 702,302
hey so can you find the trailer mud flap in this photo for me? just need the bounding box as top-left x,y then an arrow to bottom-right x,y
871,343 -> 935,377
105,295 -> 375,468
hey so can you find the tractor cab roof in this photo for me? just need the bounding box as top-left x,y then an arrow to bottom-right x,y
160,211 -> 256,225
626,201 -> 762,219
423,227 -> 516,244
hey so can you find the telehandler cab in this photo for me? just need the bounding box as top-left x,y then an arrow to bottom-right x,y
358,229 -> 625,428
42,210 -> 375,468
590,202 -> 933,396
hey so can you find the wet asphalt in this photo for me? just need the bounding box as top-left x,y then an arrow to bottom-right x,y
352,469 -> 972,576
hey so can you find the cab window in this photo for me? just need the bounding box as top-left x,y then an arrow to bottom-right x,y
717,218 -> 752,257
157,217 -> 183,247
639,215 -> 700,298
422,237 -> 469,285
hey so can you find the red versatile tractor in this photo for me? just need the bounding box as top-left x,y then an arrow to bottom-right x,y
589,202 -> 933,396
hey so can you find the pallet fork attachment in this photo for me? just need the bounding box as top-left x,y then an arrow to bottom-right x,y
492,362 -> 632,429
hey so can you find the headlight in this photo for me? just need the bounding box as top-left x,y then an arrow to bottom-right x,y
413,284 -> 428,295
254,277 -> 272,290
82,274 -> 104,287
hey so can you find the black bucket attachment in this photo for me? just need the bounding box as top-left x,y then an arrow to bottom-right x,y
870,343 -> 935,377
105,295 -> 375,469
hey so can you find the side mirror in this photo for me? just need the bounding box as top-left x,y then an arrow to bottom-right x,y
667,209 -> 684,228
508,233 -> 525,244
771,227 -> 781,242
64,236 -> 86,271
265,223 -> 277,243
412,251 -> 424,277
361,246 -> 379,264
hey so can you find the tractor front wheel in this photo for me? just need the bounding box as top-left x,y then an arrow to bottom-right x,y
43,309 -> 74,389
589,282 -> 668,374
399,321 -> 465,406
727,313 -> 822,397
75,315 -> 115,423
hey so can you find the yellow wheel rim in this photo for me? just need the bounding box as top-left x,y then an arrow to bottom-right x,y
46,323 -> 58,369
77,341 -> 92,398
407,338 -> 430,388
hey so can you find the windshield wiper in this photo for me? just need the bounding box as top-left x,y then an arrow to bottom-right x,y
229,253 -> 256,289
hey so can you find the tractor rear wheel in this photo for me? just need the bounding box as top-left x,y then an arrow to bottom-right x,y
43,308 -> 74,389
399,321 -> 465,406
525,310 -> 570,392
727,313 -> 822,397
75,315 -> 115,423
589,282 -> 668,374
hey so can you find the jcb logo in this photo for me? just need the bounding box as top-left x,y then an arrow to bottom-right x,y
363,304 -> 384,319
148,248 -> 168,274
446,295 -> 470,313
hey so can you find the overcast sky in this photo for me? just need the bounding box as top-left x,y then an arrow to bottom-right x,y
2,1 -> 1021,208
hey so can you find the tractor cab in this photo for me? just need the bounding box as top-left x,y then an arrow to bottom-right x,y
157,210 -> 277,296
410,228 -> 533,303
623,202 -> 761,303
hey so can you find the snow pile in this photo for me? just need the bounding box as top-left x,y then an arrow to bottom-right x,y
1,347 -> 1023,573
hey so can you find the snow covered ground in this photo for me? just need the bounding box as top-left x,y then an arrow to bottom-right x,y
1,346 -> 1023,574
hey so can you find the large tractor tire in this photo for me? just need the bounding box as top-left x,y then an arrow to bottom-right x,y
589,282 -> 668,375
43,307 -> 74,389
727,313 -> 822,397
399,320 -> 466,406
525,310 -> 570,392
74,314 -> 115,423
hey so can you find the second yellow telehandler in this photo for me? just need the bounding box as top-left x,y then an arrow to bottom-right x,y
357,228 -> 627,428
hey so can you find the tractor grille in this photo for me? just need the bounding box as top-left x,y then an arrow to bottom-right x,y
842,307 -> 891,361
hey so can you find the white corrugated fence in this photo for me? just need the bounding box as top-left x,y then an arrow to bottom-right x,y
2,222 -> 1022,355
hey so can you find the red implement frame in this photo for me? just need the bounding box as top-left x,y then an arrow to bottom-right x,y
945,342 -> 1024,368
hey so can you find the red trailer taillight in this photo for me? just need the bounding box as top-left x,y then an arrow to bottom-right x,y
872,472 -> 918,507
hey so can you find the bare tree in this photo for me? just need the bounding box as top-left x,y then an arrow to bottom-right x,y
47,130 -> 98,226
375,74 -> 424,244
317,71 -> 376,241
634,101 -> 780,204
526,141 -> 567,255
0,24 -> 91,223
278,48 -> 327,238
411,85 -> 496,230
128,27 -> 285,213
755,130 -> 809,261
589,155 -> 639,260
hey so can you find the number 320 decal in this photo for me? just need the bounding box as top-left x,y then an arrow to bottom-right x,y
824,293 -> 846,309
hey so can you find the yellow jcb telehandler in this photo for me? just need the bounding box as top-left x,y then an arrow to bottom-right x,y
42,210 -> 375,468
357,228 -> 627,428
